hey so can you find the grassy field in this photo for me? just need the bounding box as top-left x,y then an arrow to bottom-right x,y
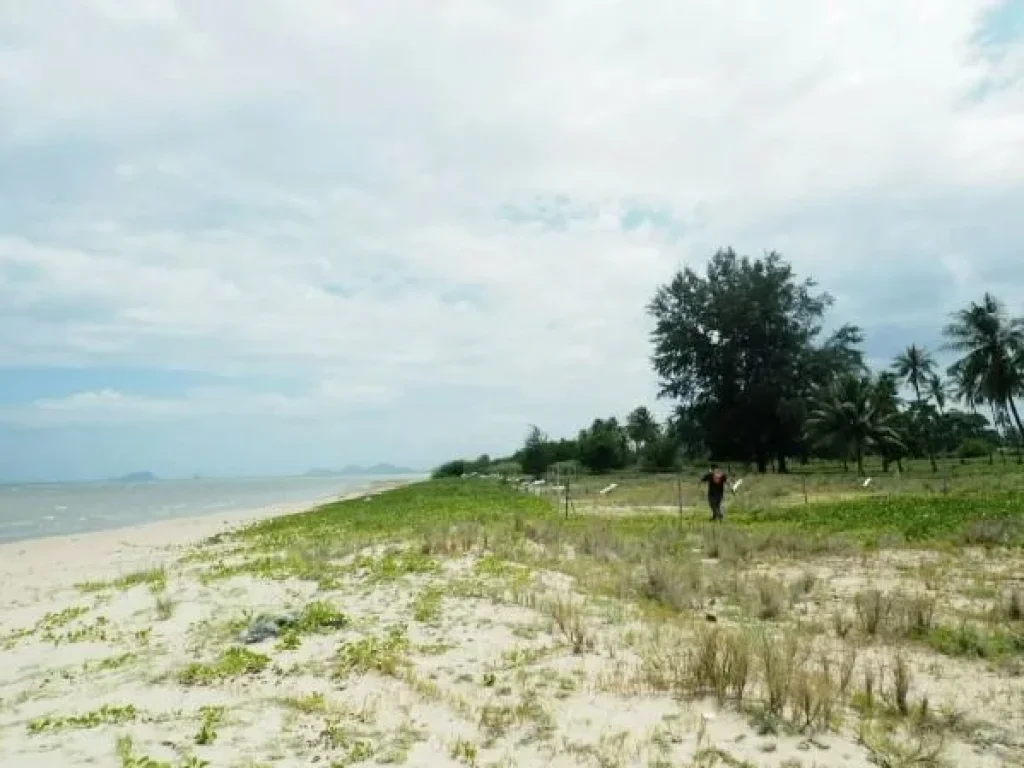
552,455 -> 1024,512
223,474 -> 1024,764
5,472 -> 1023,766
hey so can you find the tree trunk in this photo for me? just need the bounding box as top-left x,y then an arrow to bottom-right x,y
882,456 -> 890,473
855,441 -> 865,476
777,454 -> 789,474
1008,397 -> 1024,454
756,448 -> 768,473
914,384 -> 938,473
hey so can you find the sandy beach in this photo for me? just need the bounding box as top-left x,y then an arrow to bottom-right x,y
0,485 -> 387,600
1,478 -> 1021,767
0,482 -> 407,766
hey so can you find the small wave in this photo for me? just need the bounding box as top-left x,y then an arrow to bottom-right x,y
54,505 -> 68,511
0,519 -> 35,529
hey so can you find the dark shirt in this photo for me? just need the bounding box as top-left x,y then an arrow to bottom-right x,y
701,471 -> 728,500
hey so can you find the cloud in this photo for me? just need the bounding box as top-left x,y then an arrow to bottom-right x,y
1,381 -> 397,427
0,1 -> 1022,475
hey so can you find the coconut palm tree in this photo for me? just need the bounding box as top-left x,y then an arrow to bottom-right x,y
942,293 -> 1024,449
892,344 -> 938,470
872,371 -> 908,472
926,374 -> 950,416
873,371 -> 902,415
806,375 -> 905,476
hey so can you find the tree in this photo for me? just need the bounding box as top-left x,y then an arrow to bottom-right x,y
892,344 -> 938,471
806,375 -> 905,475
665,405 -> 707,461
927,374 -> 949,417
431,459 -> 468,479
625,406 -> 660,456
648,248 -> 858,472
577,418 -> 629,474
638,434 -> 680,471
518,425 -> 553,477
943,293 -> 1024,450
870,371 -> 909,471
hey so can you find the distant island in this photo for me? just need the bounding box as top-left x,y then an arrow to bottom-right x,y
304,463 -> 416,477
114,471 -> 159,483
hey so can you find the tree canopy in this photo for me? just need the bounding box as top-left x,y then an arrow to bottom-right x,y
647,248 -> 863,472
433,250 -> 1023,479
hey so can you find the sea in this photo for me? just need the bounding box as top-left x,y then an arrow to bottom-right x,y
0,474 -> 421,544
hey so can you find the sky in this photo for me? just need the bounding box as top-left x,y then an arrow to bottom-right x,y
0,1 -> 1023,482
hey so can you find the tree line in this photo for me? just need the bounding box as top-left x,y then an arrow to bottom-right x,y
435,249 -> 1024,478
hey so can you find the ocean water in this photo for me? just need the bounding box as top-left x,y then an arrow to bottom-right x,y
0,475 -> 418,544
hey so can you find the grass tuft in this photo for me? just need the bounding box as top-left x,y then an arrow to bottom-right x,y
334,626 -> 410,678
543,596 -> 593,655
28,704 -> 138,734
179,647 -> 270,685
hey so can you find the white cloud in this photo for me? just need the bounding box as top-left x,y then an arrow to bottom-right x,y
0,0 -> 1022,459
4,381 -> 394,427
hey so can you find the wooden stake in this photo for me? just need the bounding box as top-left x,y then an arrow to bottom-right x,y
677,472 -> 684,523
565,475 -> 570,519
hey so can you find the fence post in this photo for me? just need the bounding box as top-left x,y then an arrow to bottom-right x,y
677,472 -> 684,523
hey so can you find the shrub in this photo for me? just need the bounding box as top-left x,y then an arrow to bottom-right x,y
754,577 -> 788,620
958,438 -> 992,460
855,589 -> 892,636
432,460 -> 468,479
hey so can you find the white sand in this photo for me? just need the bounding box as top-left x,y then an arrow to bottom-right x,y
0,486 -> 1019,767
0,485 -> 392,603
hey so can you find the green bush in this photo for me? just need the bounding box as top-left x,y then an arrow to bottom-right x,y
639,436 -> 681,472
431,460 -> 467,479
958,438 -> 992,460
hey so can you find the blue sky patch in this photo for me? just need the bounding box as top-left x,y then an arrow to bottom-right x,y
976,0 -> 1024,50
619,201 -> 687,240
497,195 -> 597,231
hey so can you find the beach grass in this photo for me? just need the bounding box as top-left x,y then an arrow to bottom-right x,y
4,470 -> 1024,766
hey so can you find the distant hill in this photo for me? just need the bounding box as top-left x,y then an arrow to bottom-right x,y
305,464 -> 416,477
303,468 -> 337,477
364,463 -> 416,475
115,471 -> 159,483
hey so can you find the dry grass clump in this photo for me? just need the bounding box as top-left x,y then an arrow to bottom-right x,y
642,625 -> 849,732
639,558 -> 704,612
419,523 -> 485,556
700,526 -> 856,562
543,595 -> 594,655
853,653 -> 927,722
855,589 -> 892,636
752,577 -> 788,620
892,654 -> 912,716
892,594 -> 938,638
851,589 -> 937,640
993,588 -> 1024,623
859,721 -> 947,768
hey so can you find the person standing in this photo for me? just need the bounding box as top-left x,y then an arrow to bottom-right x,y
700,464 -> 729,521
